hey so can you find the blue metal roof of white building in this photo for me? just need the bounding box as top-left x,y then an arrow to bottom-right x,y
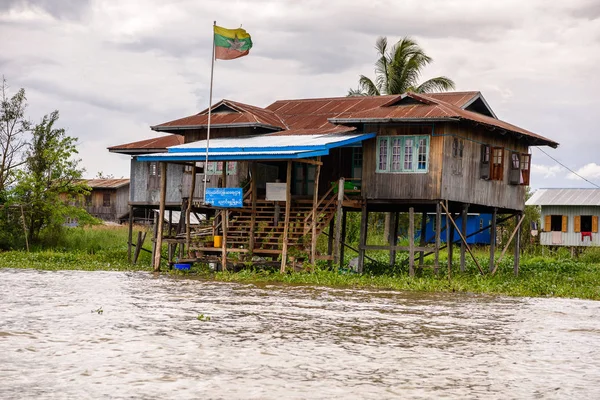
137,132 -> 375,162
526,188 -> 600,206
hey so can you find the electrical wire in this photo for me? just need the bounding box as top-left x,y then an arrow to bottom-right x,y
533,147 -> 600,189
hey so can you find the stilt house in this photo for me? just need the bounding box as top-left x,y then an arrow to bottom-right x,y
110,91 -> 558,274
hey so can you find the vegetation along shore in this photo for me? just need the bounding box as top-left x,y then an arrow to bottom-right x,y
1,225 -> 599,301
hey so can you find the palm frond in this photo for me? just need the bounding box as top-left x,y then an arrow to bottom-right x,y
414,76 -> 456,93
358,75 -> 380,96
374,36 -> 390,94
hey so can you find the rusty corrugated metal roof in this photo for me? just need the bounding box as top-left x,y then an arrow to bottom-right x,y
144,91 -> 557,147
425,91 -> 480,108
328,92 -> 558,147
152,99 -> 287,131
108,135 -> 184,153
84,179 -> 130,189
266,95 -> 398,135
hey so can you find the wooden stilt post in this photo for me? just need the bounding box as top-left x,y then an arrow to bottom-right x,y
340,210 -> 347,267
280,160 -> 292,273
153,162 -> 167,272
489,207 -> 497,272
151,211 -> 158,268
514,211 -> 522,276
409,207 -> 415,277
168,210 -> 173,237
127,205 -> 134,263
327,218 -> 334,261
333,177 -> 345,265
249,162 -> 257,252
434,202 -> 441,274
133,231 -> 145,265
310,158 -> 321,265
388,211 -> 397,267
221,162 -> 228,271
446,202 -> 452,273
221,210 -> 228,271
440,201 -> 485,275
460,204 -> 469,272
186,164 -> 197,257
492,212 -> 526,275
419,211 -> 426,269
357,203 -> 368,274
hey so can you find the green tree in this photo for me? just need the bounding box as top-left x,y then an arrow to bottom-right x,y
13,110 -> 91,243
348,36 -> 455,96
0,77 -> 30,200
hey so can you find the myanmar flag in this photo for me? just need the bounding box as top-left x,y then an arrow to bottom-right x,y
214,25 -> 253,60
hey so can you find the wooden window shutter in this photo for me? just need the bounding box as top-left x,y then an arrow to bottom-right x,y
574,216 -> 581,233
480,145 -> 490,179
561,215 -> 568,232
544,215 -> 551,232
593,216 -> 599,233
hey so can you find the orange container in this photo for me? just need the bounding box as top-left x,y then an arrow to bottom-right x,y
213,235 -> 223,247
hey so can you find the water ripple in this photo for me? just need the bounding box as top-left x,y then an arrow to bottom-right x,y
1,269 -> 599,399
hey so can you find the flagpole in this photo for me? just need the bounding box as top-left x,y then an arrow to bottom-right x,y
203,20 -> 216,204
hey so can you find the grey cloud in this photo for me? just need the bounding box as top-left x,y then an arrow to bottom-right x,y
569,0 -> 600,20
20,77 -> 150,116
114,36 -> 212,58
0,0 -> 92,20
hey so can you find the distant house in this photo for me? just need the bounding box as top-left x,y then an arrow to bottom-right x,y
526,188 -> 600,247
423,214 -> 492,245
82,179 -> 130,222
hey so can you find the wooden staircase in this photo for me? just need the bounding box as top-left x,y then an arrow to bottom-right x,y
225,194 -> 337,251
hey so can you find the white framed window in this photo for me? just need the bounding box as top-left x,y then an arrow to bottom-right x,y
377,135 -> 429,173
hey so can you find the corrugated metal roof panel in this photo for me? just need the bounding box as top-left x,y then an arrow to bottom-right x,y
169,133 -> 375,153
153,99 -> 287,131
138,133 -> 376,162
84,179 -> 130,189
526,189 -> 600,206
426,91 -> 480,107
108,135 -> 184,153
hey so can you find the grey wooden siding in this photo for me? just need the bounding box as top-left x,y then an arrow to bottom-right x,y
129,159 -> 184,206
440,122 -> 528,211
540,205 -> 600,247
359,121 -> 528,211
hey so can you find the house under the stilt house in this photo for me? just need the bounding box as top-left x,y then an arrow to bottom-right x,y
110,91 -> 558,274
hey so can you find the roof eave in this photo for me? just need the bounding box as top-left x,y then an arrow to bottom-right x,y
151,122 -> 284,132
108,148 -> 170,155
328,117 -> 460,125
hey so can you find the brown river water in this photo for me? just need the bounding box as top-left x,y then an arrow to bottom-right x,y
1,269 -> 600,399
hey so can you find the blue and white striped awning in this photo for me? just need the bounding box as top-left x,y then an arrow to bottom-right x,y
137,132 -> 375,162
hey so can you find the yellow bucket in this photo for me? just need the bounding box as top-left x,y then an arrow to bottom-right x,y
213,235 -> 223,248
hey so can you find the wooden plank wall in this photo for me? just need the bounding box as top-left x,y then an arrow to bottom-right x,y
361,124 -> 442,201
439,122 -> 528,211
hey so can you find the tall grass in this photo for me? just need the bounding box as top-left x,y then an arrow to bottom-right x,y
2,224 -> 600,300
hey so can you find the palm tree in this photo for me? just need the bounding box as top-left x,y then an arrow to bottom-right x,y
348,36 -> 455,96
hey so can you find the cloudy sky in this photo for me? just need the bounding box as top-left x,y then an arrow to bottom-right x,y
1,0 -> 599,189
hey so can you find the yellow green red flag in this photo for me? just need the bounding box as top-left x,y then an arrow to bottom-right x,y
214,25 -> 253,60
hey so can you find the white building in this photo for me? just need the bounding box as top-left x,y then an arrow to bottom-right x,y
526,188 -> 600,247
